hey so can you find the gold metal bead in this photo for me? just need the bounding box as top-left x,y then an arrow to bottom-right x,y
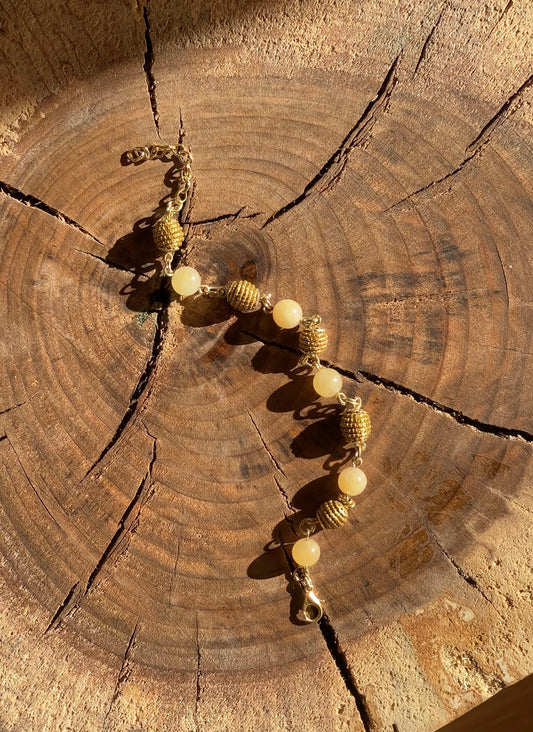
340,409 -> 371,445
153,214 -> 185,253
336,493 -> 355,510
316,498 -> 350,530
299,325 -> 328,358
226,280 -> 260,312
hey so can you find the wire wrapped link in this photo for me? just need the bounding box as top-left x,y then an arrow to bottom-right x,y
199,285 -> 228,298
259,293 -> 274,313
298,354 -> 321,369
298,517 -> 320,537
163,252 -> 174,277
336,393 -> 362,409
293,566 -> 313,592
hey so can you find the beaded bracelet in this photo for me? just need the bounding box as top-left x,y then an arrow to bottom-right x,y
126,143 -> 371,623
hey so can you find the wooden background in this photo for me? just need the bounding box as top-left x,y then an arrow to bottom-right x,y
0,1 -> 532,730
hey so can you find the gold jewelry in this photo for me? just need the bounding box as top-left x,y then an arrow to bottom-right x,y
126,143 -> 371,624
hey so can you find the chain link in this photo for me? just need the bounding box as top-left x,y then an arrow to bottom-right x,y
199,285 -> 228,298
125,143 -> 193,214
298,353 -> 321,369
336,392 -> 362,410
300,315 -> 322,327
298,517 -> 320,537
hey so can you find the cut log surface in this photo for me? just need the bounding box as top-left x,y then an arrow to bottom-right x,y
0,1 -> 532,730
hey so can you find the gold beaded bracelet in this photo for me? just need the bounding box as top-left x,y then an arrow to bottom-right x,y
126,143 -> 371,623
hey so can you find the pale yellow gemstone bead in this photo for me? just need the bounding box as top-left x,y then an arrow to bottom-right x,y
171,266 -> 201,297
292,537 -> 321,567
338,466 -> 367,496
272,299 -> 303,329
312,367 -> 342,398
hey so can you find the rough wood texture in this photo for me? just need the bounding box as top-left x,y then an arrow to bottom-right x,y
0,1 -> 532,730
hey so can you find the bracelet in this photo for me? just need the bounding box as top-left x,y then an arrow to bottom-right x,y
126,142 -> 371,623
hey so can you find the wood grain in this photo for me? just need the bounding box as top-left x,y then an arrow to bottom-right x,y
0,1 -> 532,730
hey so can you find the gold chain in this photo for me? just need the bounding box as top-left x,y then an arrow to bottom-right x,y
124,143 -> 193,214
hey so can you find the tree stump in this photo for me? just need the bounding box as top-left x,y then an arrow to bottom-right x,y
0,1 -> 532,730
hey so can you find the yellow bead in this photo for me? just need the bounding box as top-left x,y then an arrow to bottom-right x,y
171,266 -> 201,297
272,299 -> 303,329
312,368 -> 342,398
338,466 -> 367,496
292,537 -> 321,567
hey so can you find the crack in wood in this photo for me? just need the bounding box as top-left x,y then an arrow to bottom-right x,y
190,207 -> 264,229
142,1 -> 160,137
356,369 -> 532,443
240,329 -> 532,442
487,0 -> 514,40
247,408 -> 299,527
72,115 -> 191,510
492,239 -> 510,308
104,622 -> 139,724
465,71 -> 533,155
0,395 -> 37,416
194,613 -> 202,731
169,532 -> 182,606
278,536 -> 293,569
273,473 -> 295,513
424,522 -> 504,619
413,6 -> 445,77
386,71 -> 533,213
43,581 -> 82,635
78,301 -> 168,484
318,613 -> 374,731
4,432 -> 63,530
261,53 -> 402,229
246,408 -> 288,478
45,437 -> 157,631
475,477 -> 533,517
73,247 -> 150,279
385,475 -> 508,622
0,179 -> 104,245
278,528 -> 373,729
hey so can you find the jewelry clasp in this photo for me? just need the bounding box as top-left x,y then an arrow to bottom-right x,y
293,566 -> 323,623
301,587 -> 323,623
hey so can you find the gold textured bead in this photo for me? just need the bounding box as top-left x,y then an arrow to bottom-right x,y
340,409 -> 372,444
299,326 -> 328,357
336,492 -> 355,510
153,214 -> 185,253
226,280 -> 260,312
316,498 -> 350,530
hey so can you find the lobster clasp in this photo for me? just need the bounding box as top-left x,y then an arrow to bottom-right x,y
293,567 -> 323,623
302,587 -> 323,623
